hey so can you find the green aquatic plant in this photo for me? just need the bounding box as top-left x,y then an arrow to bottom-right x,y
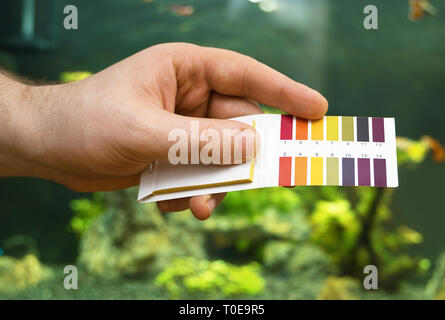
309,199 -> 361,266
397,135 -> 445,166
217,187 -> 301,219
0,254 -> 52,293
155,257 -> 265,299
59,71 -> 92,83
397,136 -> 430,166
207,187 -> 309,261
308,188 -> 426,289
305,136 -> 444,289
317,276 -> 361,300
70,192 -> 105,236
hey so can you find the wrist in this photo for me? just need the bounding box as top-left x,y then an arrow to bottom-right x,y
0,77 -> 52,178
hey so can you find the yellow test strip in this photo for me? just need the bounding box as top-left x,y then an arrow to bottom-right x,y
326,116 -> 339,141
311,157 -> 323,185
311,119 -> 324,140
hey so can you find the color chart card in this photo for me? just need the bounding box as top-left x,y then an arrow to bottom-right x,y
138,114 -> 398,203
277,115 -> 398,188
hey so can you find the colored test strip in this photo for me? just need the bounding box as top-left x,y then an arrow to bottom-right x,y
373,159 -> 387,187
372,118 -> 385,142
357,117 -> 369,142
326,157 -> 339,185
279,157 -> 292,186
342,158 -> 355,186
295,118 -> 308,140
342,116 -> 354,141
294,157 -> 307,185
311,157 -> 323,185
326,116 -> 339,141
311,119 -> 324,140
280,115 -> 293,140
358,158 -> 371,186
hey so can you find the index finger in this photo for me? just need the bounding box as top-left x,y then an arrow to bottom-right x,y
201,47 -> 328,119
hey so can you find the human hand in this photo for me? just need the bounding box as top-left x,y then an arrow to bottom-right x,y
2,43 -> 327,220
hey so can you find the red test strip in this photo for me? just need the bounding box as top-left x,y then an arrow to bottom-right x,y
280,115 -> 293,140
279,157 -> 292,186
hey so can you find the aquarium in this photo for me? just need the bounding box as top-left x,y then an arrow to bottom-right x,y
0,0 -> 444,301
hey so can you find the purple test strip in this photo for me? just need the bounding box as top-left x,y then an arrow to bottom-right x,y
373,159 -> 387,187
372,118 -> 385,142
358,158 -> 371,186
342,158 -> 355,186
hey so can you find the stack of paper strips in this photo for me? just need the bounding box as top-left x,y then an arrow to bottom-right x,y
138,114 -> 398,203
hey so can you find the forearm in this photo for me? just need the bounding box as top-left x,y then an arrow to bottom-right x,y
0,72 -> 47,177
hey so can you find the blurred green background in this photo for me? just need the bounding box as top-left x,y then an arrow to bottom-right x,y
0,0 -> 444,299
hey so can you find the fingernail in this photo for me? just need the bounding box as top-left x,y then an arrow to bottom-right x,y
320,94 -> 329,111
312,91 -> 328,114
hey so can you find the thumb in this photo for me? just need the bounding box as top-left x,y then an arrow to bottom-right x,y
149,110 -> 259,165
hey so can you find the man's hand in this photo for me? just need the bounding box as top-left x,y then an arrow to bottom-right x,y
0,43 -> 328,220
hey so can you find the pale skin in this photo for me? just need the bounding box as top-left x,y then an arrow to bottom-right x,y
0,43 -> 328,220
